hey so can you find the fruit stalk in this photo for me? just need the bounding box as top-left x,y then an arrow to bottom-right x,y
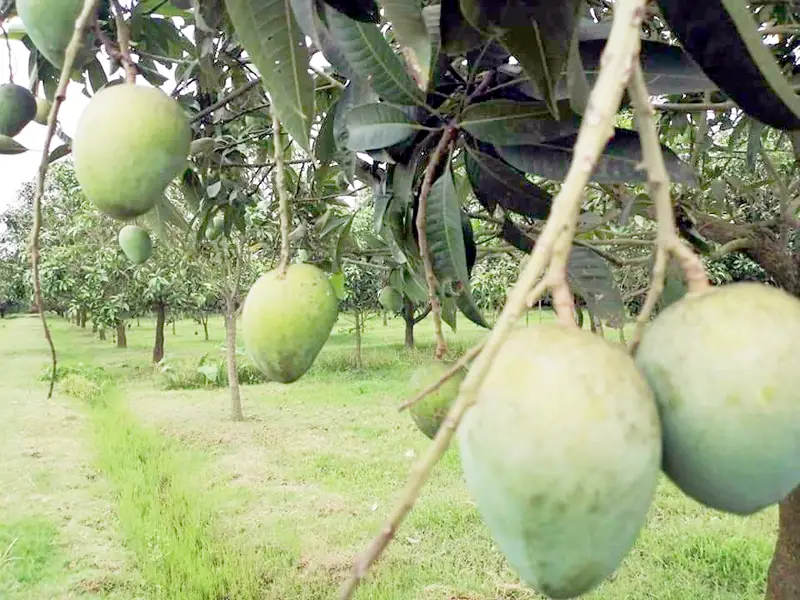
415,127 -> 455,360
627,63 -> 710,352
272,111 -> 291,277
109,0 -> 137,84
30,0 -> 100,398
1,22 -> 13,82
337,2 -> 648,597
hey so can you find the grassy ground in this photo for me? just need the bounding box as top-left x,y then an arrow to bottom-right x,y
0,311 -> 778,599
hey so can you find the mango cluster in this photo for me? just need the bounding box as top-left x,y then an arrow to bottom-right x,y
407,282 -> 800,599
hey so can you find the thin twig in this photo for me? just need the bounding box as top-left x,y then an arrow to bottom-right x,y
272,111 -> 291,276
337,2 -> 649,597
1,22 -> 12,82
627,63 -> 710,353
31,0 -> 100,399
191,79 -> 262,123
415,128 -> 455,360
397,342 -> 485,412
110,0 -> 137,83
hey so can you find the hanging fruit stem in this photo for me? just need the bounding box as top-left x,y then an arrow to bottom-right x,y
627,63 -> 710,353
109,0 -> 137,84
337,2 -> 650,598
30,0 -> 100,399
272,111 -> 291,277
415,127 -> 456,360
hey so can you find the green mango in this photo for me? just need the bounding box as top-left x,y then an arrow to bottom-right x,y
458,324 -> 661,598
206,215 -> 224,241
33,96 -> 52,125
118,225 -> 153,265
15,0 -> 95,68
72,84 -> 191,221
408,361 -> 465,439
636,282 -> 800,515
242,264 -> 339,383
0,84 -> 36,137
378,286 -> 403,313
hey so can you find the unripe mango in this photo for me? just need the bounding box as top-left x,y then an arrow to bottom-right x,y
118,225 -> 153,265
636,282 -> 800,515
33,97 -> 52,125
408,361 -> 465,439
459,325 -> 661,598
72,84 -> 191,220
15,0 -> 95,68
242,264 -> 339,383
0,84 -> 36,137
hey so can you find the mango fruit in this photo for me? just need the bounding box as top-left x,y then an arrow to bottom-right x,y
378,286 -> 403,313
242,264 -> 339,383
636,282 -> 800,515
408,361 -> 465,439
458,324 -> 661,598
206,215 -> 224,241
118,225 -> 153,265
0,84 -> 36,137
72,84 -> 191,220
15,0 -> 95,68
33,97 -> 52,125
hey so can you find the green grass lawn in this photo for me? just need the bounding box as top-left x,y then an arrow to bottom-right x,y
0,311 -> 777,599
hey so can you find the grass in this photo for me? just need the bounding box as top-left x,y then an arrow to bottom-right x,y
0,311 -> 779,599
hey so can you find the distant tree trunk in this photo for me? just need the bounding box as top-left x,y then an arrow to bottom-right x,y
91,320 -> 98,334
153,303 -> 166,363
116,321 -> 127,348
171,318 -> 176,336
80,310 -> 87,328
354,312 -> 363,369
202,315 -> 209,341
137,317 -> 140,327
403,299 -> 415,349
98,327 -> 106,341
225,296 -> 243,422
382,310 -> 388,326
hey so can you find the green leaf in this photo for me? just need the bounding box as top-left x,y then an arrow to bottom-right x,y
456,288 -> 490,328
345,103 -> 417,151
47,144 -> 71,163
377,0 -> 433,88
463,143 -> 551,218
314,103 -> 338,164
656,0 -> 800,130
224,0 -> 315,151
567,246 -> 624,329
426,163 -> 468,287
438,0 -> 483,55
460,0 -> 583,118
289,0 -> 354,76
324,4 -> 425,105
0,135 -> 28,155
459,99 -> 577,146
330,270 -> 347,299
496,128 -> 699,187
441,295 -> 457,331
566,24 -> 589,115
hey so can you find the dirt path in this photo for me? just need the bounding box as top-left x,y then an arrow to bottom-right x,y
0,316 -> 145,599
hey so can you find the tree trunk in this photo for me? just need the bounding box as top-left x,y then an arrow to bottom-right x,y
98,327 -> 106,341
80,310 -> 87,328
767,488 -> 800,599
172,319 -> 176,336
153,303 -> 166,363
403,299 -> 415,349
354,312 -> 363,369
225,298 -> 243,422
202,316 -> 209,341
116,321 -> 127,348
137,317 -> 140,327
382,311 -> 388,326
